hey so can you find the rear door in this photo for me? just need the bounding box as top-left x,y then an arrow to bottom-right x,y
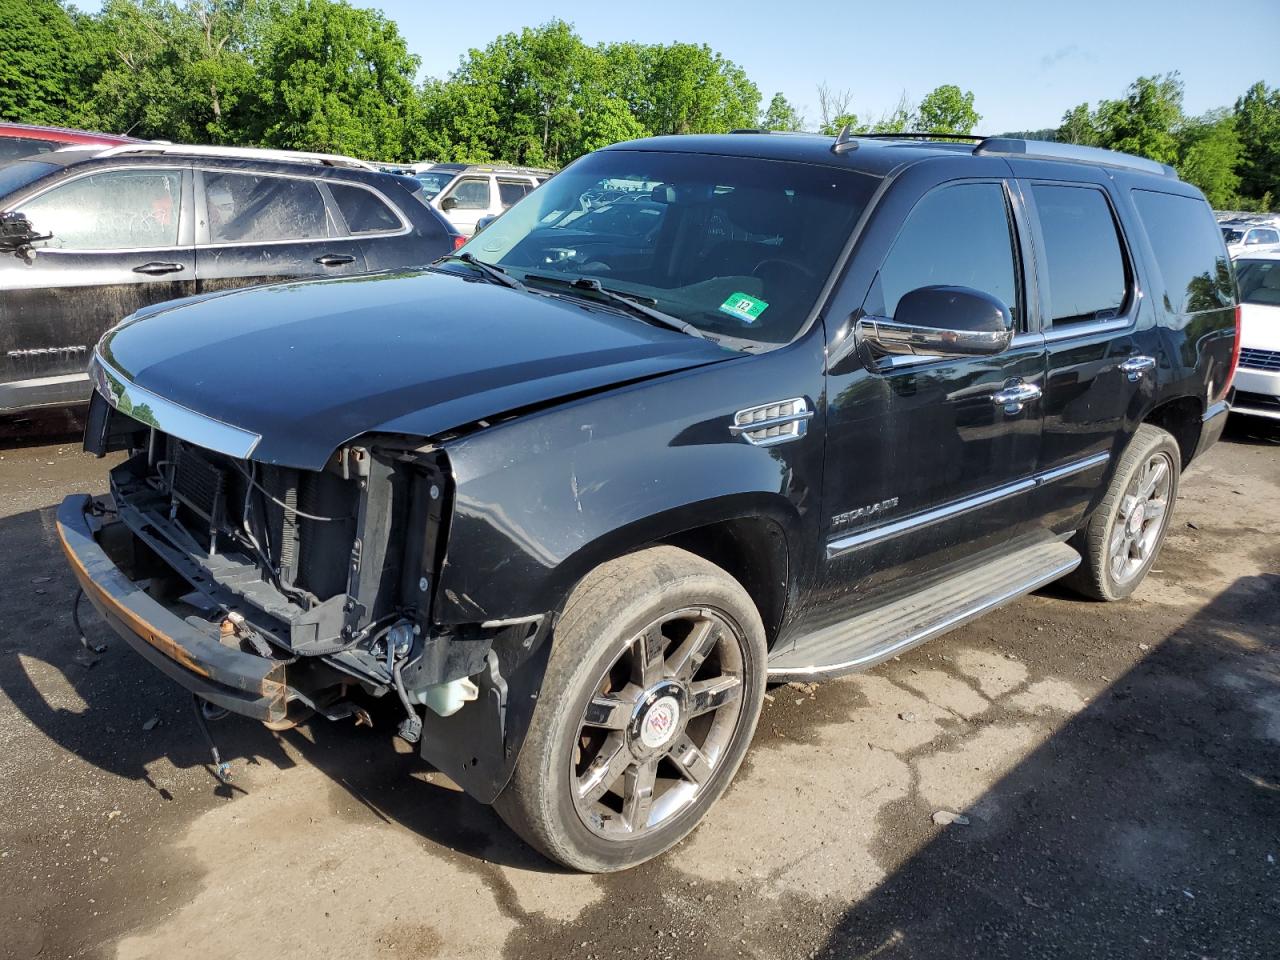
1019,176 -> 1155,531
194,168 -> 367,293
496,177 -> 534,212
326,179 -> 446,270
0,164 -> 193,404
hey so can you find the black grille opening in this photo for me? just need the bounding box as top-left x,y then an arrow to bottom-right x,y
160,434 -> 358,603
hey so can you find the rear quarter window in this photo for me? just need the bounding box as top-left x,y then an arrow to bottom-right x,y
329,182 -> 402,234
1131,190 -> 1233,314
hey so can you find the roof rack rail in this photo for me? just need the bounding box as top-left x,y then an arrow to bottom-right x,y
87,143 -> 378,170
856,132 -> 986,142
973,137 -> 1177,178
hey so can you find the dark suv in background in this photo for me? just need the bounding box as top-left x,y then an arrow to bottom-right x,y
0,144 -> 461,413
58,132 -> 1237,873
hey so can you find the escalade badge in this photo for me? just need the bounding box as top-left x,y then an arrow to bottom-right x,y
832,497 -> 899,527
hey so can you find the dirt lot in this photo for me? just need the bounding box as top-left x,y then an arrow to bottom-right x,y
1,412 -> 1277,960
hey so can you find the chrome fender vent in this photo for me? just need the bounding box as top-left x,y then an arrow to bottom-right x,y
730,397 -> 814,447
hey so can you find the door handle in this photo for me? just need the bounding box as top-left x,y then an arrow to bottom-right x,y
314,254 -> 356,267
991,380 -> 1042,415
132,261 -> 185,275
1119,355 -> 1156,382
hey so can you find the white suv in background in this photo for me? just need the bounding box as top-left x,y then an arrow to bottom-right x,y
1231,251 -> 1280,422
414,163 -> 552,235
1220,217 -> 1280,257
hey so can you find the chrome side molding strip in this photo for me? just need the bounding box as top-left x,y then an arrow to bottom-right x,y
90,353 -> 261,460
826,450 -> 1110,560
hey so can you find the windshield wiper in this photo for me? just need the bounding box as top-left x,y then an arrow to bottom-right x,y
523,273 -> 708,340
435,252 -> 526,291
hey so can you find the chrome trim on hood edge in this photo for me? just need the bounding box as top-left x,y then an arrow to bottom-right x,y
90,352 -> 261,459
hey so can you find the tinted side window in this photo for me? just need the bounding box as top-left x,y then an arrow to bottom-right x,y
204,171 -> 331,243
497,180 -> 529,208
23,169 -> 182,250
448,178 -> 491,210
1131,190 -> 1233,314
329,183 -> 401,233
869,181 -> 1019,324
1032,184 -> 1127,326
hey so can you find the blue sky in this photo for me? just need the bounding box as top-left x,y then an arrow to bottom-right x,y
83,0 -> 1280,133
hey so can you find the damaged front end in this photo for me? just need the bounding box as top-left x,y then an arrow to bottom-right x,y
60,388 -> 549,800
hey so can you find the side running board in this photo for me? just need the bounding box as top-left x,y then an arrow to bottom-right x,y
767,540 -> 1080,681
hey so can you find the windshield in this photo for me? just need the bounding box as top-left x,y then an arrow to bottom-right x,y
1222,227 -> 1243,244
460,149 -> 878,346
415,170 -> 457,200
0,159 -> 57,200
1236,259 -> 1280,306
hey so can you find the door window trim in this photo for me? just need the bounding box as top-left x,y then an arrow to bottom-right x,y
1021,179 -> 1141,343
3,163 -> 193,253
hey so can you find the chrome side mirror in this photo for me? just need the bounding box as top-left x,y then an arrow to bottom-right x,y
857,285 -> 1013,359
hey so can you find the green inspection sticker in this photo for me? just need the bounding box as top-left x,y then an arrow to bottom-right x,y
718,291 -> 769,325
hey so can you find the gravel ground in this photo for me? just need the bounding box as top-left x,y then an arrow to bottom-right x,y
1,410 -> 1277,960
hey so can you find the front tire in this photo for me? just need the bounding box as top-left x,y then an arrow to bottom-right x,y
494,546 -> 767,872
1064,423 -> 1181,601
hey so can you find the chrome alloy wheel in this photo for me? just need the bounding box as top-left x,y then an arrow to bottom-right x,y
570,607 -> 747,839
1109,450 -> 1174,585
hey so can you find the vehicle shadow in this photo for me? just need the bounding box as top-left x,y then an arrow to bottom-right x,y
1220,413 -> 1280,447
817,573 -> 1280,960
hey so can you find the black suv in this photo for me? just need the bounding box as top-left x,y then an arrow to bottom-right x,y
0,144 -> 460,413
57,132 -> 1238,872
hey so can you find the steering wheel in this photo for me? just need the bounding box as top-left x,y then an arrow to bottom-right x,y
752,258 -> 818,283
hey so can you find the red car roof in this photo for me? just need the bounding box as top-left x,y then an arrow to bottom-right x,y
0,123 -> 143,146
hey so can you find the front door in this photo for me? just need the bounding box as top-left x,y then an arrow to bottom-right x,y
194,168 -> 367,294
803,179 -> 1047,648
438,176 -> 494,236
0,165 -> 193,404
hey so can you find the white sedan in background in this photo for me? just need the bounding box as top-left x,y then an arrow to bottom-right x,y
1232,250 -> 1280,421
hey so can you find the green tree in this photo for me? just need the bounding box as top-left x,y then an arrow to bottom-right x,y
255,0 -> 419,158
0,0 -> 91,127
1094,73 -> 1183,165
636,42 -> 759,136
418,24 -> 758,166
1233,81 -> 1280,209
1176,110 -> 1242,208
81,0 -> 270,142
916,84 -> 980,135
761,92 -> 803,131
1057,102 -> 1099,145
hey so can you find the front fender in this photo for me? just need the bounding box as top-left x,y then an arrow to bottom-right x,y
432,334 -> 825,626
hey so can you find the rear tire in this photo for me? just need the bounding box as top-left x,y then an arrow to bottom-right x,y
494,546 -> 767,872
1064,424 -> 1180,601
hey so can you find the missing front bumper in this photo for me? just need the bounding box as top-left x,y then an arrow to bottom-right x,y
56,493 -> 290,723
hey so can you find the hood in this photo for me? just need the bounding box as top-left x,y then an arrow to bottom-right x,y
98,269 -> 735,469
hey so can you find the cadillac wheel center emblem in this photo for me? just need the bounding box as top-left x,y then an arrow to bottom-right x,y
640,696 -> 681,749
